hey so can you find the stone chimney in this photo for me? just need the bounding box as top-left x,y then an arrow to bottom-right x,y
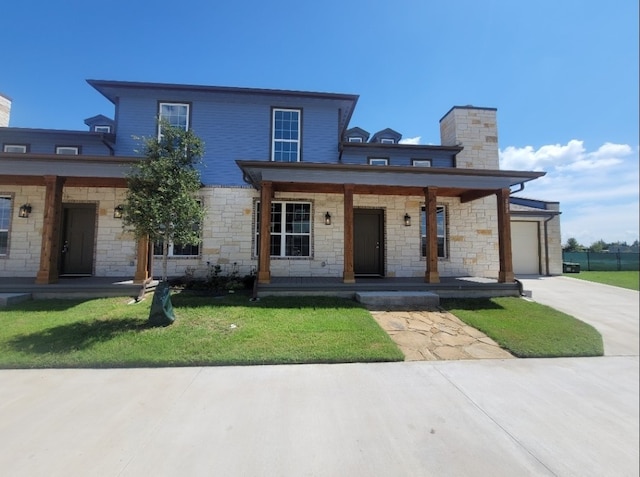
0,93 -> 11,127
439,106 -> 499,170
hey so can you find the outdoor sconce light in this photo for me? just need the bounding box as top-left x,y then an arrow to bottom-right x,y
404,213 -> 411,226
113,205 -> 124,219
18,204 -> 32,218
324,212 -> 332,225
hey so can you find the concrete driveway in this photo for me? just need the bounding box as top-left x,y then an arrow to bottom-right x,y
0,276 -> 637,476
518,275 -> 640,356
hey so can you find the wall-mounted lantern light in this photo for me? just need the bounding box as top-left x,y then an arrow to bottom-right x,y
114,205 -> 124,219
404,213 -> 411,226
19,204 -> 32,218
324,212 -> 332,225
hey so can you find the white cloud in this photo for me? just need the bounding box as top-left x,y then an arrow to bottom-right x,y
500,140 -> 639,245
399,136 -> 421,145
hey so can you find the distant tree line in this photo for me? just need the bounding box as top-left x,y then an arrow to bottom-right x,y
563,238 -> 640,253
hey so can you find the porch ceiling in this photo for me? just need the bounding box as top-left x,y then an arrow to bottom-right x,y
236,160 -> 545,201
0,153 -> 139,187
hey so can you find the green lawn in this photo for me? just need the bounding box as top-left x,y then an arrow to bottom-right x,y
0,293 -> 404,368
441,297 -> 604,358
564,271 -> 639,291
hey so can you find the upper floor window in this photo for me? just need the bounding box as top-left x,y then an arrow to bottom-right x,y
412,160 -> 432,167
3,144 -> 27,153
421,205 -> 447,259
348,137 -> 363,143
380,138 -> 395,144
256,201 -> 311,257
0,196 -> 11,256
272,108 -> 300,162
369,158 -> 388,166
158,102 -> 190,138
94,126 -> 111,133
56,146 -> 79,155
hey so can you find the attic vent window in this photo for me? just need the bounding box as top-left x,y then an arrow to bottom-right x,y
348,137 -> 363,143
3,144 -> 27,153
56,146 -> 79,155
380,138 -> 395,144
94,126 -> 111,133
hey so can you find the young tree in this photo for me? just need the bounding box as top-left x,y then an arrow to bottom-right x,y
122,121 -> 206,282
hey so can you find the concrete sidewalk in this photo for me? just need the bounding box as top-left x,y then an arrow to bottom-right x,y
0,358 -> 638,477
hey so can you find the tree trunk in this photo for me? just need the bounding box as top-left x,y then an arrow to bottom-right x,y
162,228 -> 169,282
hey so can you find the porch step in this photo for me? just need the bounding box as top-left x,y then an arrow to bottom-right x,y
0,293 -> 32,307
355,291 -> 440,310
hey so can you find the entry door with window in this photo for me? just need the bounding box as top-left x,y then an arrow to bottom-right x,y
60,205 -> 96,275
354,209 -> 384,276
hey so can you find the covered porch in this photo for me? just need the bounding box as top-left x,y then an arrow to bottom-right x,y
237,160 -> 544,286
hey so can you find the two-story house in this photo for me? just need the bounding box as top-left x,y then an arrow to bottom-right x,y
0,81 -> 562,288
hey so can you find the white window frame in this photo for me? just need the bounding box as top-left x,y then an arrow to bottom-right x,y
56,146 -> 79,155
94,125 -> 111,133
255,200 -> 312,257
369,158 -> 388,166
271,108 -> 301,162
153,200 -> 202,258
412,160 -> 432,167
0,195 -> 12,256
380,138 -> 395,144
348,137 -> 363,143
3,144 -> 27,153
421,205 -> 447,259
158,102 -> 190,138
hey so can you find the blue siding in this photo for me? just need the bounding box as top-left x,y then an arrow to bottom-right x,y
0,129 -> 112,155
112,88 -> 342,186
341,148 -> 456,167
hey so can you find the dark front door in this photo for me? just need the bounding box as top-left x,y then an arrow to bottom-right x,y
60,205 -> 96,275
354,208 -> 384,276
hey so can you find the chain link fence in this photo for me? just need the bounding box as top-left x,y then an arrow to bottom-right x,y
563,252 -> 640,271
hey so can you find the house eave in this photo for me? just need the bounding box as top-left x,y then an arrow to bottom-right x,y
236,160 -> 545,199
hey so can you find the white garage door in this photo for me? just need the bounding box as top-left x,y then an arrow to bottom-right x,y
512,221 -> 540,275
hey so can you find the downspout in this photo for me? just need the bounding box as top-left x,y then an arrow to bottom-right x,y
543,213 -> 561,275
510,182 -> 525,194
99,133 -> 115,156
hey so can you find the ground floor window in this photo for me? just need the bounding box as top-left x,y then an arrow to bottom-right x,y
154,241 -> 200,257
0,196 -> 11,256
256,201 -> 311,257
421,205 -> 447,258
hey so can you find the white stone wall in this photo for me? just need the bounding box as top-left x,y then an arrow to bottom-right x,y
440,107 -> 499,169
0,185 -> 43,276
0,184 -> 503,280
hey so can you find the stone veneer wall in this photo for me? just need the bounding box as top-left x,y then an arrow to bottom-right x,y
440,106 -> 499,170
0,94 -> 10,127
0,185 -> 502,280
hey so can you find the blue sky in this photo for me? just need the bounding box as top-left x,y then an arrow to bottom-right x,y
2,0 -> 638,246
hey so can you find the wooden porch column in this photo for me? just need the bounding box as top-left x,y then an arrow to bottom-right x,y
257,181 -> 273,284
497,188 -> 515,283
424,187 -> 440,283
343,184 -> 355,283
35,175 -> 65,284
133,236 -> 150,283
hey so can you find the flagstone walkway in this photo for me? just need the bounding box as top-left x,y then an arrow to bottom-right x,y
370,310 -> 515,361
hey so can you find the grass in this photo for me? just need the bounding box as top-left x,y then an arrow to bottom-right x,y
441,297 -> 604,358
564,271 -> 639,291
0,293 -> 404,368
